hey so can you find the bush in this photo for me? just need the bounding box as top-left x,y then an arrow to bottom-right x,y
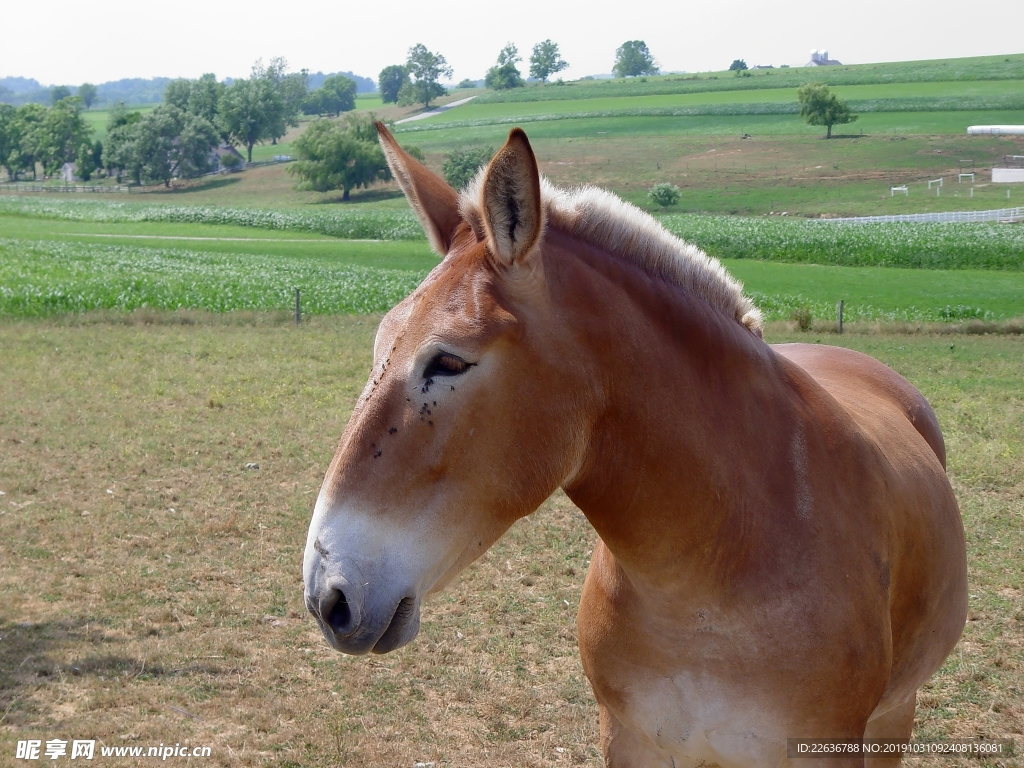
792,307 -> 813,331
648,183 -> 681,208
442,146 -> 494,190
485,64 -> 524,90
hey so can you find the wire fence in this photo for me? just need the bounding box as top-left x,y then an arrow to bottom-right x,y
0,184 -> 131,194
0,157 -> 293,194
819,206 -> 1024,224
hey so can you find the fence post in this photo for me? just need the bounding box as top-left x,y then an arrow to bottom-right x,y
294,288 -> 301,325
837,300 -> 844,335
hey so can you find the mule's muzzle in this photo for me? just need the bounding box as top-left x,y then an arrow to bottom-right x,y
306,580 -> 360,637
304,563 -> 421,655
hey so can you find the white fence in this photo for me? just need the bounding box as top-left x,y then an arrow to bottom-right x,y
820,206 -> 1024,224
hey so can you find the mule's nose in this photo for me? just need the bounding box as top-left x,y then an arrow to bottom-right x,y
305,575 -> 364,638
320,586 -> 356,635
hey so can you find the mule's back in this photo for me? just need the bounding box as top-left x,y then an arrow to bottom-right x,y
774,343 -> 946,468
773,342 -> 966,713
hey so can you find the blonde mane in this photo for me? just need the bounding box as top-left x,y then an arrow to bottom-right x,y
460,176 -> 763,335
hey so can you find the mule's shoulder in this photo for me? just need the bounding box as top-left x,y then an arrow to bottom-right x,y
771,343 -> 946,469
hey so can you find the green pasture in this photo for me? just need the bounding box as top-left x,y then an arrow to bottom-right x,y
413,80 -> 1024,126
354,93 -> 384,110
0,215 -> 436,269
473,53 -> 1024,104
5,198 -> 1024,271
2,206 -> 1022,321
398,110 -> 1024,145
724,259 -> 1024,322
80,105 -> 154,141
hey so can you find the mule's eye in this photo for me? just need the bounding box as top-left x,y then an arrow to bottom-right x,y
424,352 -> 471,378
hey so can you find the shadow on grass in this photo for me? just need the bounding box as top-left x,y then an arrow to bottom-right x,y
0,618 -> 225,726
138,176 -> 243,196
311,188 -> 407,206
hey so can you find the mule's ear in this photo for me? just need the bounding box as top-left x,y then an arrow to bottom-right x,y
481,128 -> 544,266
376,122 -> 463,255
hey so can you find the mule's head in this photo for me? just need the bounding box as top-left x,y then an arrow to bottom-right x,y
303,125 -> 593,654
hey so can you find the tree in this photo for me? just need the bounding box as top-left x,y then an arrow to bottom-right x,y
613,41 -> 658,78
76,140 -> 98,180
78,83 -> 98,108
302,74 -> 356,117
218,69 -> 285,162
442,146 -> 494,190
530,40 -> 569,82
485,43 -> 525,90
7,104 -> 47,179
378,65 -> 409,104
288,115 -> 392,200
648,183 -> 681,208
165,74 -> 225,127
276,68 -> 309,127
34,97 -> 89,175
797,83 -> 857,139
406,44 -> 452,108
729,59 -> 748,73
50,85 -> 72,104
104,104 -> 218,186
0,104 -> 17,180
255,58 -> 305,143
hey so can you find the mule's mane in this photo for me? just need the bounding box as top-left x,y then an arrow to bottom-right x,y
460,177 -> 763,334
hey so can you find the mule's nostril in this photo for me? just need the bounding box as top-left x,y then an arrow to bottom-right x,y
327,591 -> 352,633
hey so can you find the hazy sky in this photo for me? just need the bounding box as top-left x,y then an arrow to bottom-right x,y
4,0 -> 1022,86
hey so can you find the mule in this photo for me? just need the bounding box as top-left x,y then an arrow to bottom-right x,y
303,124 -> 967,767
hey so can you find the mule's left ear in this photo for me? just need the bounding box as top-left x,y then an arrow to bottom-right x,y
376,122 -> 463,255
481,128 -> 544,266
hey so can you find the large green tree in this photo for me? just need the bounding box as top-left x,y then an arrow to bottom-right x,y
50,85 -> 72,104
613,40 -> 658,77
34,97 -> 89,175
218,68 -> 285,162
104,105 -> 218,185
78,83 -> 98,108
797,83 -> 857,139
7,104 -> 47,179
271,61 -> 309,130
378,65 -> 409,104
485,43 -> 525,90
165,73 -> 225,126
405,44 -> 452,108
288,115 -> 392,200
0,104 -> 17,179
76,139 -> 103,181
529,40 -> 568,82
302,74 -> 356,117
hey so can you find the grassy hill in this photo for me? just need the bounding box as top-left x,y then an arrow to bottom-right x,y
472,53 -> 1024,103
15,52 -> 1024,217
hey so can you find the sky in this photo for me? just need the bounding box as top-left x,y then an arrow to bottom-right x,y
3,0 -> 1023,87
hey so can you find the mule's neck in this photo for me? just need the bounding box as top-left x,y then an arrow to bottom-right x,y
545,230 -> 806,592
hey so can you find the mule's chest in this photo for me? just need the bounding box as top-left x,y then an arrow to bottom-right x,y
615,670 -> 788,767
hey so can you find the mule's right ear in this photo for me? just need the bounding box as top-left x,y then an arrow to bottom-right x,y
479,128 -> 544,267
376,122 -> 463,255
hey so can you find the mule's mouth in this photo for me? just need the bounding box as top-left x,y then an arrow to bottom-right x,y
372,596 -> 418,654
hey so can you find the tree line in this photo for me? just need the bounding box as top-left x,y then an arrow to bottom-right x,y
0,59 -> 366,185
375,39 -> 661,104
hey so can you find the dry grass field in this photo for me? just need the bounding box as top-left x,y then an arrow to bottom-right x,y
1,314 -> 1021,767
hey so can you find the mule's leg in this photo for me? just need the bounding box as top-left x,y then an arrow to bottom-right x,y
599,705 -> 674,768
864,693 -> 916,768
